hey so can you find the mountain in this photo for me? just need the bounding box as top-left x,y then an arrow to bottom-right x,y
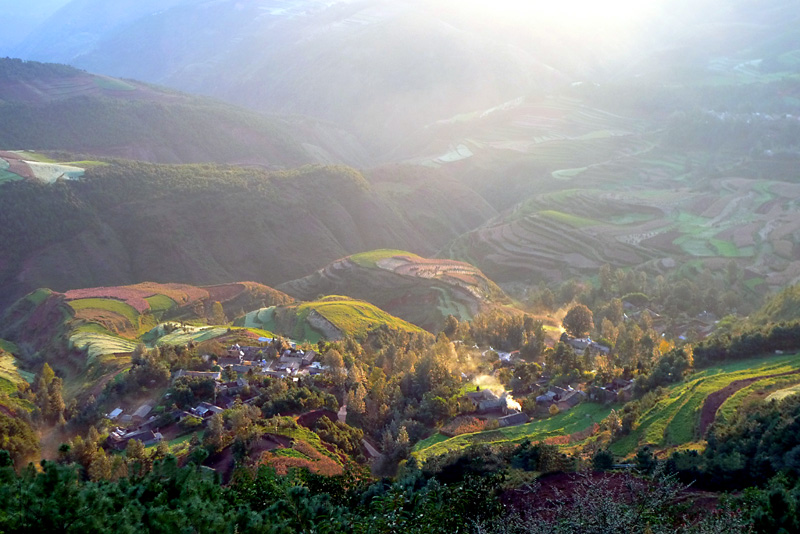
0,58 -> 369,166
13,0 -> 800,157
0,160 -> 495,312
11,0 -> 566,155
0,0 -> 71,54
278,249 -> 512,331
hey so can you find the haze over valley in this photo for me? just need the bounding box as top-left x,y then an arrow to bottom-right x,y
1,1 -> 800,531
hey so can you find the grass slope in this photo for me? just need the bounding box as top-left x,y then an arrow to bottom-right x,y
0,339 -> 32,394
350,249 -> 419,268
611,353 -> 800,456
237,296 -> 428,343
413,403 -> 612,464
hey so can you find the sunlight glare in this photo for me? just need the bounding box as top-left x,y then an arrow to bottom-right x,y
463,0 -> 662,26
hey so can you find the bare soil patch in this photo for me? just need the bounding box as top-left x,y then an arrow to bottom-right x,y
205,283 -> 246,303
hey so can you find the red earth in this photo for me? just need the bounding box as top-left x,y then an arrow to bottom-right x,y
698,369 -> 800,436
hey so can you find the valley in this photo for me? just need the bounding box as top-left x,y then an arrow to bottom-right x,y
0,0 -> 800,531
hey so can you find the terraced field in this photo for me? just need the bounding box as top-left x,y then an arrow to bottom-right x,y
610,353 -> 800,457
68,331 -> 138,364
766,383 -> 800,402
0,151 -> 86,184
446,174 -> 800,287
413,403 -> 612,464
0,339 -> 32,394
279,250 -> 512,332
235,295 -> 429,343
62,281 -> 292,335
146,325 -> 231,346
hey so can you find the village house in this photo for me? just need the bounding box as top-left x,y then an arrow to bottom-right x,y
281,349 -> 316,366
132,403 -> 153,420
498,412 -> 530,427
556,389 -> 586,411
219,377 -> 249,395
465,388 -> 507,412
107,428 -> 163,450
193,402 -> 224,418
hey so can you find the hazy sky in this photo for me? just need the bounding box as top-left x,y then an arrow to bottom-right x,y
0,0 -> 72,53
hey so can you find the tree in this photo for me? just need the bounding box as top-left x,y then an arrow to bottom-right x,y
562,304 -> 594,338
46,376 -> 66,423
442,315 -> 459,339
210,301 -> 227,324
204,413 -> 225,452
323,349 -> 346,388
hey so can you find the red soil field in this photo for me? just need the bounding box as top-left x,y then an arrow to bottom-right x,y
698,369 -> 800,436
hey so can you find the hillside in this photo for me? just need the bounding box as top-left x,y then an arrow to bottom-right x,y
235,295 -> 432,343
278,249 -> 512,332
12,0 -> 800,158
435,84 -> 800,291
0,58 -> 368,166
610,353 -> 800,458
12,0 -> 565,155
0,281 -> 293,399
0,161 -> 494,312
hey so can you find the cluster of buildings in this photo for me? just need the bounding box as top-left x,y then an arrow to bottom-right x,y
534,385 -> 587,414
214,343 -> 323,378
106,402 -> 163,450
104,343 -> 328,450
464,388 -> 531,428
588,377 -> 634,404
560,333 -> 611,355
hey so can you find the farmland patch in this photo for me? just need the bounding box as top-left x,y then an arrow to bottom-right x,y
413,403 -> 612,463
27,161 -> 85,183
68,298 -> 140,328
766,382 -> 800,403
69,331 -> 137,363
144,294 -> 177,314
611,353 -> 800,457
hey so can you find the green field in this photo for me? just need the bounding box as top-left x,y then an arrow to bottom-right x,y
413,403 -> 613,464
0,354 -> 27,393
610,353 -> 800,456
25,288 -> 53,306
433,286 -> 472,322
68,298 -> 141,326
300,296 -> 427,339
0,158 -> 23,185
238,297 -> 426,343
709,238 -> 742,257
350,249 -> 418,268
551,167 -> 587,180
147,324 -> 229,346
94,77 -> 136,91
766,382 -> 800,403
69,332 -> 138,363
12,151 -> 57,163
145,294 -> 177,314
539,210 -> 598,229
716,374 -> 800,424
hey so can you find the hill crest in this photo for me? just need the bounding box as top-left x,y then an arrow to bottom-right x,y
279,250 -> 512,332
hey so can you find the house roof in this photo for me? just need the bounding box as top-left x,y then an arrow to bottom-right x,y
466,389 -> 499,402
133,404 -> 153,418
499,412 -> 530,426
